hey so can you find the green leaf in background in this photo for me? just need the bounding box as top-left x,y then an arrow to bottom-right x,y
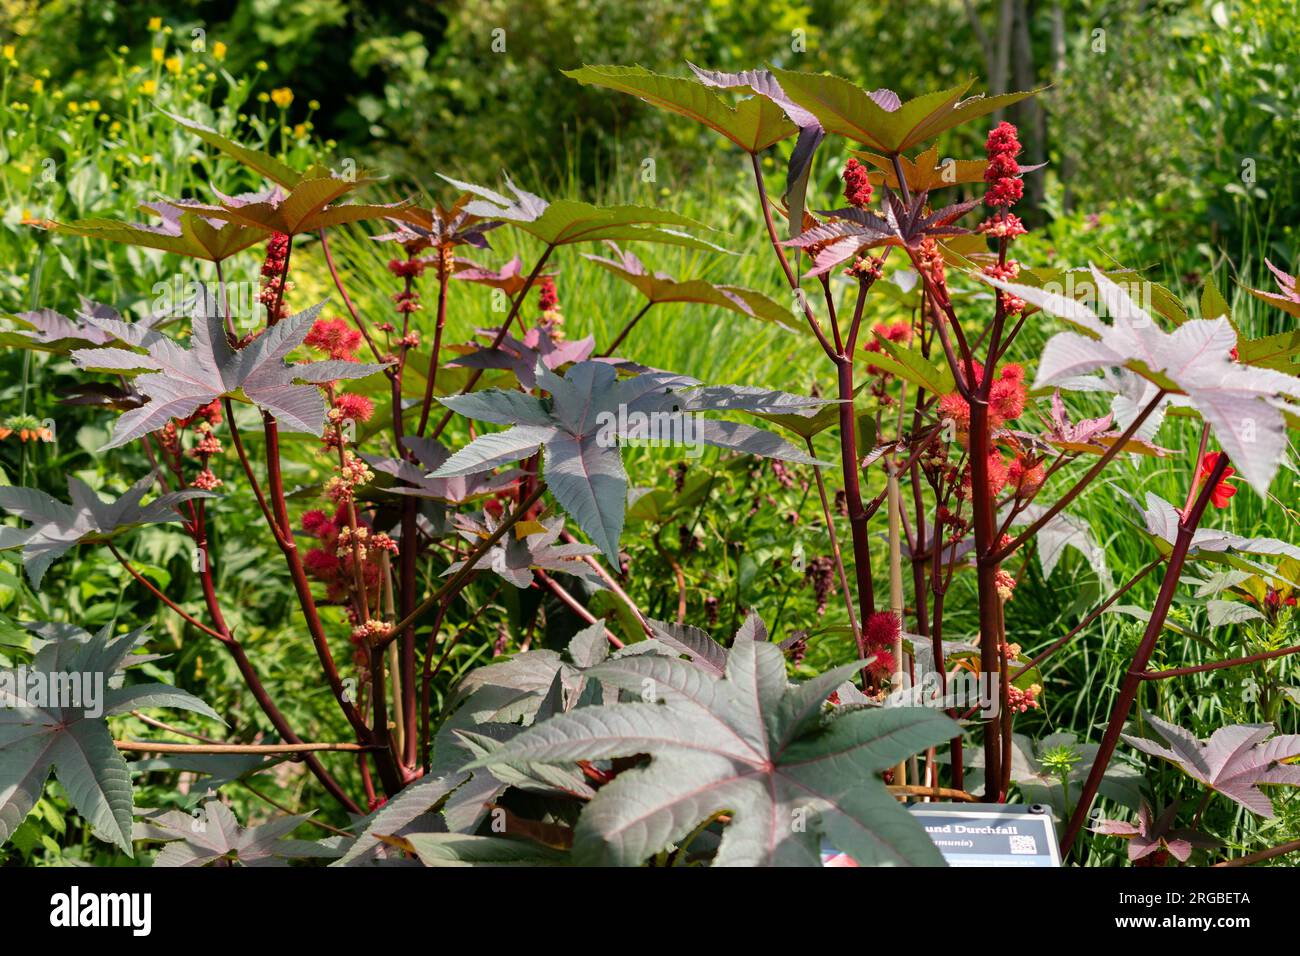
769,71 -> 1038,155
563,64 -> 797,153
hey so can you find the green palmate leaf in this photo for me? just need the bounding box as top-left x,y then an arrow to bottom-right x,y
71,300 -> 390,450
172,178 -> 409,236
768,71 -> 1038,155
563,64 -> 797,153
162,110 -> 306,186
433,361 -> 829,560
443,513 -> 604,590
0,623 -> 218,853
583,243 -> 797,331
405,833 -> 569,867
45,202 -> 269,262
465,638 -> 958,866
331,771 -> 468,867
0,474 -> 213,588
135,800 -> 337,867
438,173 -> 729,252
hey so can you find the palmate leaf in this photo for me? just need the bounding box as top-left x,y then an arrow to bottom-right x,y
431,361 -> 829,559
135,800 -> 337,867
583,243 -> 797,331
451,255 -> 557,296
171,180 -> 410,237
443,513 -> 604,589
0,474 -> 213,588
768,71 -> 1038,155
71,300 -> 390,449
448,325 -> 595,390
44,202 -> 268,262
563,64 -> 797,153
0,624 -> 219,853
465,639 -> 958,866
7,298 -> 167,355
437,173 -> 728,252
787,188 -> 976,277
163,110 -> 307,187
1123,713 -> 1300,817
1127,491 -> 1300,569
363,435 -> 519,505
374,193 -> 501,253
685,63 -> 829,233
990,265 -> 1300,495
853,146 -> 981,192
1092,800 -> 1220,863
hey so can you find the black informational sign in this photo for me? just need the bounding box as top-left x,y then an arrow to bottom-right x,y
907,803 -> 1061,866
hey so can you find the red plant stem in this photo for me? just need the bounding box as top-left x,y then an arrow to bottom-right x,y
559,531 -> 653,635
107,543 -> 226,641
222,399 -> 285,545
1213,837 -> 1300,867
806,441 -> 860,649
188,506 -> 360,813
1059,452 -> 1232,856
259,415 -> 391,785
1141,642 -> 1300,680
390,483 -> 549,636
416,270 -> 451,437
993,392 -> 1165,563
1010,558 -> 1160,680
600,301 -> 654,357
968,389 -> 1003,798
536,571 -> 625,648
838,352 -> 877,628
427,245 -> 556,440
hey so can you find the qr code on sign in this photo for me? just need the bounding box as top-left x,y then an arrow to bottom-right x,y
1009,834 -> 1037,855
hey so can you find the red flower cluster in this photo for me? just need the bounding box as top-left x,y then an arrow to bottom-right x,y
1198,451 -> 1237,508
1008,454 -> 1045,497
301,505 -> 386,604
983,121 -> 1023,208
258,232 -> 292,322
388,257 -> 427,279
331,392 -> 375,424
937,362 -> 1027,434
842,158 -> 873,208
305,317 -> 363,361
538,276 -> 560,313
177,399 -> 223,429
862,611 -> 899,681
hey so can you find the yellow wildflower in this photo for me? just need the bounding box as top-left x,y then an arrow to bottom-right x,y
165,56 -> 181,74
148,16 -> 162,30
212,41 -> 226,61
141,79 -> 157,95
151,47 -> 163,63
270,87 -> 293,108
